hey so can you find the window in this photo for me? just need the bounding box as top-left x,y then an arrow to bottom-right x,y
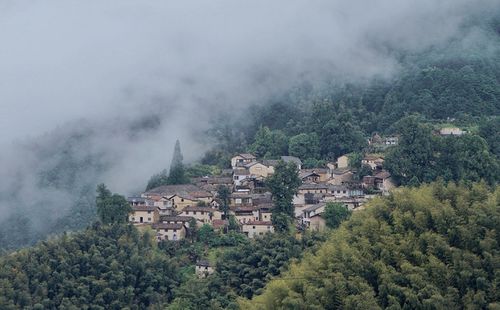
343,190 -> 346,194
181,198 -> 184,202
201,211 -> 204,215
148,218 -> 151,221
253,226 -> 256,229
194,211 -> 197,215
147,211 -> 151,214
174,229 -> 177,232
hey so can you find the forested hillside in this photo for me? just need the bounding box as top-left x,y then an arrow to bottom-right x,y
241,182 -> 500,309
205,18 -> 500,166
0,222 -> 324,309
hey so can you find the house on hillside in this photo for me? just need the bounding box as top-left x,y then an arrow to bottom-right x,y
439,127 -> 465,136
241,220 -> 274,238
129,205 -> 159,225
301,204 -> 327,231
196,176 -> 233,193
232,169 -> 251,187
281,156 -> 302,169
336,155 -> 350,169
142,185 -> 212,211
328,169 -> 354,185
362,155 -> 384,170
196,260 -> 215,278
362,170 -> 395,194
127,197 -> 152,206
212,219 -> 229,232
245,161 -> 274,178
179,206 -> 222,227
299,171 -> 321,183
160,215 -> 193,227
231,153 -> 257,169
230,192 -> 253,206
152,223 -> 186,241
167,194 -> 199,211
384,136 -> 399,145
232,206 -> 258,223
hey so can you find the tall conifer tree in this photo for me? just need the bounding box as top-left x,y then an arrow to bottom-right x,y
168,139 -> 188,184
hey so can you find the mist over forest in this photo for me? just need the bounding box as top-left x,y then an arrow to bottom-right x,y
0,0 -> 499,249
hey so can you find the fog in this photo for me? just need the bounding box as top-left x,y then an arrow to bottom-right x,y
0,0 -> 497,242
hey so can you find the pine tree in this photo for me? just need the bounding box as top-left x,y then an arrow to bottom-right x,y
167,140 -> 189,184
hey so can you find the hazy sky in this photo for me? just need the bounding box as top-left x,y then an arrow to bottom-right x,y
1,0 -> 496,144
0,0 -> 498,232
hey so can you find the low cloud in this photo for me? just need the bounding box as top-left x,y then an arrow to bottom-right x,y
0,0 -> 497,242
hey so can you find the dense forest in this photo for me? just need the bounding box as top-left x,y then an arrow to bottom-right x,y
241,182 -> 500,309
0,221 -> 325,309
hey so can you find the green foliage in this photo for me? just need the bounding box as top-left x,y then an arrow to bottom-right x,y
145,140 -> 190,191
266,161 -> 301,232
323,202 -> 352,229
95,184 -> 131,225
249,126 -> 289,159
355,164 -> 372,180
0,224 -> 181,309
145,169 -> 169,190
245,183 -> 500,309
169,233 -> 326,308
385,116 -> 499,185
217,185 -> 231,220
185,164 -> 220,178
348,152 -> 363,169
198,224 -> 216,245
301,158 -> 326,169
478,117 -> 500,157
167,140 -> 189,185
288,133 -> 320,160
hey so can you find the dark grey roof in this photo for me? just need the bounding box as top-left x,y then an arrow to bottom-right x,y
152,223 -> 184,230
281,156 -> 302,166
160,215 -> 193,223
144,184 -> 201,196
196,259 -> 212,267
303,204 -> 326,212
131,205 -> 157,212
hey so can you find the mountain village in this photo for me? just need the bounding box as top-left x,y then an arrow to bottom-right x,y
127,134 -> 406,242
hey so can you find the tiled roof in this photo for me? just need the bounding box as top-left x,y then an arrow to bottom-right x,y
144,184 -> 201,196
243,220 -> 273,226
160,216 -> 193,223
182,206 -> 218,212
152,223 -> 184,230
131,205 -> 157,212
281,156 -> 302,165
196,259 -> 212,267
238,153 -> 256,159
303,204 -> 326,212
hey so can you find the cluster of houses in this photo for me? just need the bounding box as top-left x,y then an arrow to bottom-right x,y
128,151 -> 396,241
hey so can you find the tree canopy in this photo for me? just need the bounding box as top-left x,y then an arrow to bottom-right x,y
265,161 -> 301,232
242,182 -> 500,309
96,184 -> 131,225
